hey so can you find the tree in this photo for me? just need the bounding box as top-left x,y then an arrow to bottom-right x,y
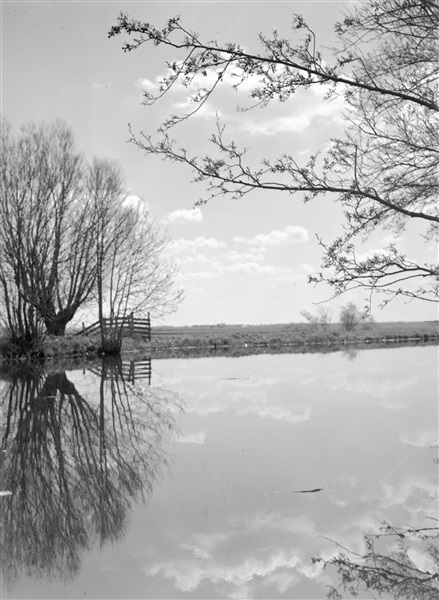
339,301 -> 361,331
86,157 -> 183,352
109,0 -> 439,306
301,306 -> 332,329
0,120 -> 97,336
0,120 -> 182,342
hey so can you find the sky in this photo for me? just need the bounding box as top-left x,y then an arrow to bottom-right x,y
2,0 -> 437,325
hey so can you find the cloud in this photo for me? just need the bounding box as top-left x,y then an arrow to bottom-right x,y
122,194 -> 148,214
240,87 -> 344,136
170,237 -> 227,253
223,249 -> 266,262
164,208 -> 203,224
234,225 -> 309,246
222,262 -> 283,275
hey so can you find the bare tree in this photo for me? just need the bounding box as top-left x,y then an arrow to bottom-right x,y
1,121 -> 182,345
300,306 -> 332,330
109,0 -> 439,306
0,120 -> 97,336
87,157 -> 183,351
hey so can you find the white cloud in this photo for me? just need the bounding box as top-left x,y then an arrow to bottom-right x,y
170,237 -> 227,253
136,77 -> 157,91
223,262 -> 283,275
234,225 -> 309,246
223,249 -> 266,262
164,208 -> 203,224
241,88 -> 344,136
122,194 -> 148,213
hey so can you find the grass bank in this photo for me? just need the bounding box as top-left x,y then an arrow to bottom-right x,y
1,321 -> 438,360
149,321 -> 439,354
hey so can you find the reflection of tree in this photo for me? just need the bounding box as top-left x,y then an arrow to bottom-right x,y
315,520 -> 439,600
0,358 -> 182,589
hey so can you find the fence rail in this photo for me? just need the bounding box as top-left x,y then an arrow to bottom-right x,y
77,312 -> 151,340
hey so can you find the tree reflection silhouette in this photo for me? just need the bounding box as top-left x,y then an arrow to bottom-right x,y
316,520 -> 439,600
0,358 -> 182,589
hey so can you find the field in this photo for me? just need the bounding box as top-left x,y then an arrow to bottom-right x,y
149,320 -> 439,353
1,321 -> 438,360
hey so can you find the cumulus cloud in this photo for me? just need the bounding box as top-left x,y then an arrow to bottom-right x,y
164,208 -> 203,223
223,249 -> 266,262
170,237 -> 227,253
122,194 -> 148,214
222,262 -> 283,275
234,225 -> 309,246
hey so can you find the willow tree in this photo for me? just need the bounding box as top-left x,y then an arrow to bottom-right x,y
0,120 -> 182,343
109,0 -> 439,306
0,120 -> 97,337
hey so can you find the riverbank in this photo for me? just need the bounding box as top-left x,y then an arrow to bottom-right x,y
1,320 -> 438,360
149,320 -> 439,354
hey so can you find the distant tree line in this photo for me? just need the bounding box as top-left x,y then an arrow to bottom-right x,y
301,302 -> 371,332
0,119 -> 182,353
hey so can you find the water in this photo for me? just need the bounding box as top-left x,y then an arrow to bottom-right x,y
1,346 -> 437,599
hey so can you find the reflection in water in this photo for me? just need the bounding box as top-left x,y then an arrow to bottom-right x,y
0,358 -> 182,589
317,520 -> 439,600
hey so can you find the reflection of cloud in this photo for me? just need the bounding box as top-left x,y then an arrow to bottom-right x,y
244,514 -> 316,535
326,376 -> 417,398
177,431 -> 206,444
401,430 -> 438,448
145,550 -> 302,594
237,404 -> 311,423
380,478 -> 438,514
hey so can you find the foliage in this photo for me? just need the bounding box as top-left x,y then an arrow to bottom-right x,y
339,302 -> 362,331
109,0 -> 439,306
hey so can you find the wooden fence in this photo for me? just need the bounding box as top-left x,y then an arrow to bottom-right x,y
78,312 -> 151,340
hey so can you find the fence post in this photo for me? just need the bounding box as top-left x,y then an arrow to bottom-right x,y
130,311 -> 134,335
148,311 -> 151,341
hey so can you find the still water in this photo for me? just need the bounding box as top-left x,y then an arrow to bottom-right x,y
1,346 -> 437,599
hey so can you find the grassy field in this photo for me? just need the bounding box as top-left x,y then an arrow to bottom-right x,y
151,320 -> 439,346
1,320 -> 438,360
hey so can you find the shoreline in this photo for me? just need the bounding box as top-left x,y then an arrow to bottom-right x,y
1,320 -> 438,362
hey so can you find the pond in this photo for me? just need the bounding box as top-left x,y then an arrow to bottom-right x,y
0,345 -> 437,599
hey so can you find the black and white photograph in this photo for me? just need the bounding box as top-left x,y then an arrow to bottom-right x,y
1,1 -> 438,598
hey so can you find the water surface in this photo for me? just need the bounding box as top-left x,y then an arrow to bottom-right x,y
1,346 -> 437,598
